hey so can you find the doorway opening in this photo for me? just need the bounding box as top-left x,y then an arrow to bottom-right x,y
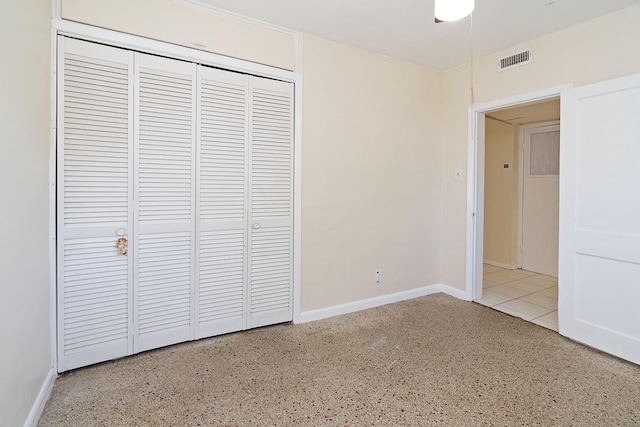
478,100 -> 560,330
464,85 -> 570,331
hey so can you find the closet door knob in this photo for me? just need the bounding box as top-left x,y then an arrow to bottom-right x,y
115,237 -> 128,256
252,223 -> 260,229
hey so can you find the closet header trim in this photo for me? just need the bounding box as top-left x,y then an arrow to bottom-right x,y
53,19 -> 299,83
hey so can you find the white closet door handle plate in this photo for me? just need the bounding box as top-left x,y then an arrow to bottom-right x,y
252,223 -> 260,229
116,229 -> 126,236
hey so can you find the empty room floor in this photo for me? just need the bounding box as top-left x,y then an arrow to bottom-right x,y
39,294 -> 640,426
476,264 -> 558,331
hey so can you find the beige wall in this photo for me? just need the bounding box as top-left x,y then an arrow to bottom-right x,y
442,4 -> 640,290
300,35 -> 443,311
8,1 -> 640,422
483,119 -> 518,266
0,0 -> 53,425
61,0 -> 296,70
441,64 -> 471,288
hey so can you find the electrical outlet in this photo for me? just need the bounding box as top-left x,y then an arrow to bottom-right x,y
375,270 -> 382,283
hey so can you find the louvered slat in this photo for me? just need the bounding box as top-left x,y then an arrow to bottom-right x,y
138,60 -> 193,225
200,75 -> 247,222
135,54 -> 195,351
137,233 -> 191,337
248,77 -> 294,328
198,230 -> 245,333
250,227 -> 291,315
58,37 -> 133,372
196,68 -> 248,338
63,237 -> 128,352
63,53 -> 129,227
251,87 -> 293,220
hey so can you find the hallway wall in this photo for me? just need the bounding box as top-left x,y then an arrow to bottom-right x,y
483,119 -> 519,267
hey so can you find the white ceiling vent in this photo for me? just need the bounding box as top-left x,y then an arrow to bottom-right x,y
498,48 -> 533,71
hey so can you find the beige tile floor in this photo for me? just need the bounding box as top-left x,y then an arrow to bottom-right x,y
477,264 -> 558,331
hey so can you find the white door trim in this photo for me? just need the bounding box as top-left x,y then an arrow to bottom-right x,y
465,84 -> 572,301
51,20 -> 303,371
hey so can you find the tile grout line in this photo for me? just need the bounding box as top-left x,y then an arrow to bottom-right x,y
481,264 -> 558,331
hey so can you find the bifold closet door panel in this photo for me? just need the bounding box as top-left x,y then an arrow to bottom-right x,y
134,53 -> 196,352
57,37 -> 134,372
196,67 -> 249,338
248,77 -> 294,328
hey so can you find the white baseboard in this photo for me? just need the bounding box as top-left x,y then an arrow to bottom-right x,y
297,284 -> 468,324
23,367 -> 56,427
439,284 -> 469,301
483,259 -> 519,270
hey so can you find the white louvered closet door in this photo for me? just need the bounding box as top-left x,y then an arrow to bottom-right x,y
196,67 -> 249,338
248,77 -> 294,328
57,37 -> 134,372
58,39 -> 295,371
134,54 -> 196,352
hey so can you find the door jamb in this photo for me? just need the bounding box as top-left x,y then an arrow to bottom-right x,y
465,84 -> 572,301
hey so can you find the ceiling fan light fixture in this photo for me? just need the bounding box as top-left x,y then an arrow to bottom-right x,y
434,0 -> 475,22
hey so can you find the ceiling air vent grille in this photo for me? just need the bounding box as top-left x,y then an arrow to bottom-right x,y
498,48 -> 533,71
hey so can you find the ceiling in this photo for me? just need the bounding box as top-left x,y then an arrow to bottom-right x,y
194,0 -> 640,71
487,99 -> 560,125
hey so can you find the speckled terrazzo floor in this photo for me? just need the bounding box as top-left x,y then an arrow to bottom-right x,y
39,294 -> 640,426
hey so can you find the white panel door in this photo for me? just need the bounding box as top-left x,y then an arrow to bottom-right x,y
57,37 -> 134,371
196,67 -> 249,338
522,122 -> 560,277
248,76 -> 294,328
134,53 -> 196,352
559,73 -> 640,364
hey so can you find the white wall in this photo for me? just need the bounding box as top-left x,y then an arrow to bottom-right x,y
0,1 -> 53,425
441,4 -> 640,290
300,35 -> 443,311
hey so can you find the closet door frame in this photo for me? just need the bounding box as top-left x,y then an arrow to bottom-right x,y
52,20 -> 302,372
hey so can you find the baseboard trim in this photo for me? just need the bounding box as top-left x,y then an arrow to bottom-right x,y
297,284 -> 468,324
439,284 -> 469,301
483,259 -> 519,270
23,367 -> 56,427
